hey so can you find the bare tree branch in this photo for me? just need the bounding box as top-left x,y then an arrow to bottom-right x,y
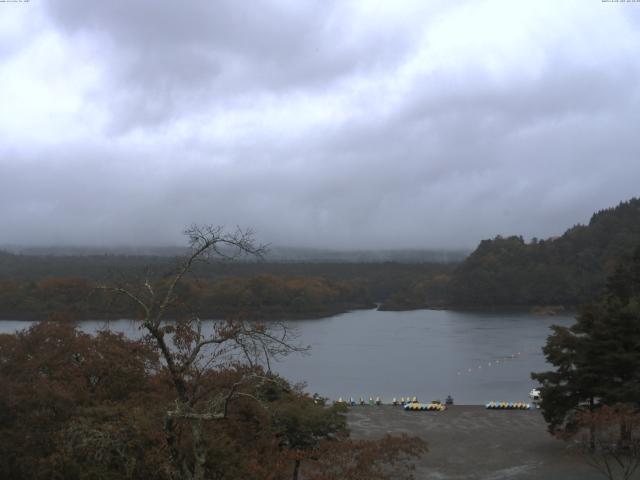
96,225 -> 299,480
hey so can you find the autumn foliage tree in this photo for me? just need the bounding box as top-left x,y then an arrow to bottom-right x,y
0,321 -> 166,479
0,225 -> 428,480
573,405 -> 640,480
96,225 -> 307,480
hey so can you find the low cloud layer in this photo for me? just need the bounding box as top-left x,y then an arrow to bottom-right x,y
1,0 -> 639,249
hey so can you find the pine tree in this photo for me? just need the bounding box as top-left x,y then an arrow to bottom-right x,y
532,246 -> 640,438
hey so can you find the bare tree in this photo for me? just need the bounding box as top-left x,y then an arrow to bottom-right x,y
99,225 -> 305,480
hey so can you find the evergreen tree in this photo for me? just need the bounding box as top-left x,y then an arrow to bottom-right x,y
452,197 -> 640,307
532,246 -> 640,437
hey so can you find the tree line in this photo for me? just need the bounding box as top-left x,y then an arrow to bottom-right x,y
0,251 -> 455,320
447,198 -> 640,308
0,274 -> 374,321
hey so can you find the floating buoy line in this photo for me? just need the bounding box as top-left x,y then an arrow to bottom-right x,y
455,349 -> 540,376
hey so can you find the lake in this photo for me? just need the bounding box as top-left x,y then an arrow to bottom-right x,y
0,308 -> 574,404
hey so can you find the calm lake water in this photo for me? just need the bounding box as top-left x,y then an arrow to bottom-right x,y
0,308 -> 574,404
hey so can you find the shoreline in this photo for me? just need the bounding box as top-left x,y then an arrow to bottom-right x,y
0,303 -> 577,322
0,303 -> 375,322
379,303 -> 577,315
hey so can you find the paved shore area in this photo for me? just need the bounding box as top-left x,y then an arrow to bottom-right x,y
347,405 -> 606,480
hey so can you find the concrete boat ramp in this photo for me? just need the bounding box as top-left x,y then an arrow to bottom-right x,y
347,405 -> 608,480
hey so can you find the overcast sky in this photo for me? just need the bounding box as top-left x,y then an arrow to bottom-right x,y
1,0 -> 639,250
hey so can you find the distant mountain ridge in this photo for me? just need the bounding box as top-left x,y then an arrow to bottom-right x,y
0,245 -> 189,257
265,247 -> 468,263
0,245 -> 468,264
449,197 -> 640,307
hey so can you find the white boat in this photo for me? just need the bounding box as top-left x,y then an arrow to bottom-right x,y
528,388 -> 541,401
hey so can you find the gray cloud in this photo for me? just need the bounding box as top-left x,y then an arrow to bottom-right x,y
1,0 -> 639,250
44,0 -> 415,132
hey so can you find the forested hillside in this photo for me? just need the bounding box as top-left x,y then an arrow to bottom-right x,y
0,253 -> 454,320
448,198 -> 640,307
2,198 -> 639,317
